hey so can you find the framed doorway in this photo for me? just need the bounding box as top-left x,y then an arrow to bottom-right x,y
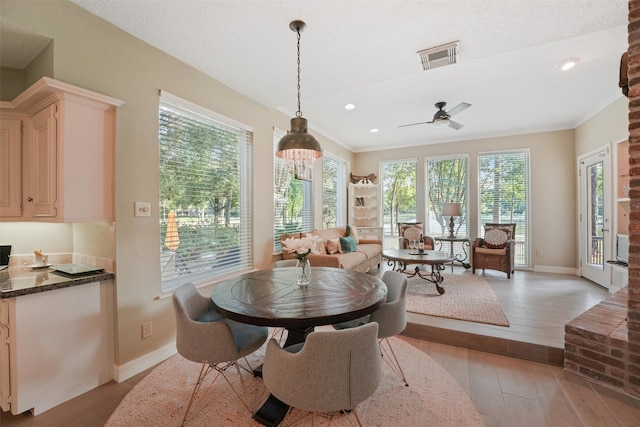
578,147 -> 611,289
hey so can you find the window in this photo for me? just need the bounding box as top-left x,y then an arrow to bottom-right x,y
477,150 -> 530,267
381,160 -> 417,246
322,154 -> 347,228
425,155 -> 469,237
159,91 -> 253,292
273,129 -> 315,251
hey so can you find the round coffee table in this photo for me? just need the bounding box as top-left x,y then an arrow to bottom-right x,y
383,249 -> 454,295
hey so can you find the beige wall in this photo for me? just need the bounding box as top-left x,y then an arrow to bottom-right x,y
355,130 -> 577,269
575,97 -> 628,156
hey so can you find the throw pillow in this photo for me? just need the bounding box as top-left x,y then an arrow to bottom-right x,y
484,229 -> 508,249
339,236 -> 357,253
346,224 -> 360,244
326,238 -> 342,255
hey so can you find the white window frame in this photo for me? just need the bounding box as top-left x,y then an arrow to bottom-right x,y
477,149 -> 531,267
159,91 -> 253,292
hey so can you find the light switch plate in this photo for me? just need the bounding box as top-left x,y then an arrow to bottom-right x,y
135,201 -> 151,217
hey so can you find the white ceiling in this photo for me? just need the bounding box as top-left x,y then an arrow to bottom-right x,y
61,1 -> 630,152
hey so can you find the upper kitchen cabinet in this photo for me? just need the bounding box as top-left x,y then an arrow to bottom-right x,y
0,77 -> 124,222
0,115 -> 23,217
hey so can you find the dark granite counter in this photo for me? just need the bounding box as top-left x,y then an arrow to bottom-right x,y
0,266 -> 114,298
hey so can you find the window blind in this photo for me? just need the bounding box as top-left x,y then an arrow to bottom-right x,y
380,160 -> 417,239
477,150 -> 530,267
159,92 -> 253,292
425,155 -> 469,237
322,154 -> 347,228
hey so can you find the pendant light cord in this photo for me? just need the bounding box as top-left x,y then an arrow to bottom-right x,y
296,28 -> 302,117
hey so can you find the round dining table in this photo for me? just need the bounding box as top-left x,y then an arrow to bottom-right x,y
211,266 -> 387,347
211,267 -> 387,427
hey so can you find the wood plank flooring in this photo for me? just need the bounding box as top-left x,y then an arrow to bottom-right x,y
3,269 -> 639,426
404,267 -> 612,364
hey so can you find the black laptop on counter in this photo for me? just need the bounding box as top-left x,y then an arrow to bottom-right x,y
0,245 -> 11,271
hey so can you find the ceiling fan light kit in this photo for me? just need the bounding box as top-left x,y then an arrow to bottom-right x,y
399,101 -> 471,130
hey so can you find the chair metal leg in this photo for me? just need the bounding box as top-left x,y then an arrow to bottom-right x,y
182,359 -> 254,426
379,338 -> 409,387
182,362 -> 220,426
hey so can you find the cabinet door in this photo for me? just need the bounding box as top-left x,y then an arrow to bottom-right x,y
24,104 -> 57,217
0,118 -> 22,217
0,299 -> 13,412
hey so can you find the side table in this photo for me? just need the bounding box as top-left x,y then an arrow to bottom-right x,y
434,236 -> 471,271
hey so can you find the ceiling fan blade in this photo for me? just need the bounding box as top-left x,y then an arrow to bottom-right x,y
446,102 -> 471,117
448,120 -> 464,130
398,121 -> 433,128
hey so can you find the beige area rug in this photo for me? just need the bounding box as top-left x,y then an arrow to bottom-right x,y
106,335 -> 484,427
406,273 -> 510,326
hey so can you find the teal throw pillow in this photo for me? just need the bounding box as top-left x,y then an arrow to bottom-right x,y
339,235 -> 357,253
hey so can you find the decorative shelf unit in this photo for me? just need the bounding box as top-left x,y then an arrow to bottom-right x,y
348,183 -> 382,240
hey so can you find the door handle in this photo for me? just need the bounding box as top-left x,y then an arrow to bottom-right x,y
602,228 -> 610,233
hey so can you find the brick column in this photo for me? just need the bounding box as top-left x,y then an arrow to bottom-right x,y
628,0 -> 640,397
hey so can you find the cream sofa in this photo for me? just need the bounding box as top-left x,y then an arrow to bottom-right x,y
280,226 -> 382,273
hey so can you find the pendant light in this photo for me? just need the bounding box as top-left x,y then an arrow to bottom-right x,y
276,20 -> 322,179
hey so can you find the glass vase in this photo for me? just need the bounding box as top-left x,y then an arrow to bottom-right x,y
296,258 -> 311,287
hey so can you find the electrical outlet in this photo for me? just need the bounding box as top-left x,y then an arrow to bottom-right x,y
142,321 -> 152,339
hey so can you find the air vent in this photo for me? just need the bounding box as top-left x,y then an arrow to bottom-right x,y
417,41 -> 459,71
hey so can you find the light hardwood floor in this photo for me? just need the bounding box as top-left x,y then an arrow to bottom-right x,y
3,268 -> 640,426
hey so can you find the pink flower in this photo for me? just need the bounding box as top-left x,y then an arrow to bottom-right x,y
282,233 -> 321,260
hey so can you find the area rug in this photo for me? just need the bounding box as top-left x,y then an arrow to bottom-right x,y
105,336 -> 484,427
405,273 -> 510,326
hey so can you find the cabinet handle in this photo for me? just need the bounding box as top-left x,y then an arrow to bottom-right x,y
27,197 -> 33,202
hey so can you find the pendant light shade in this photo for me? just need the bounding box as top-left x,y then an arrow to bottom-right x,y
276,117 -> 323,159
276,20 -> 322,177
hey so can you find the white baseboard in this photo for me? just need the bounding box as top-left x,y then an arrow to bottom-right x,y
532,265 -> 578,275
113,342 -> 177,382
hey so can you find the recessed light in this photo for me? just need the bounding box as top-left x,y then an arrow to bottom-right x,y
344,103 -> 356,110
370,128 -> 379,133
560,57 -> 579,71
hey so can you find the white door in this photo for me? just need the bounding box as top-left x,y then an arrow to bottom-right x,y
579,149 -> 611,288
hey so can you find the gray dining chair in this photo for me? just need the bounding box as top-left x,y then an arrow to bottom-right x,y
172,283 -> 268,425
333,270 -> 409,386
262,322 -> 381,426
270,259 -> 298,343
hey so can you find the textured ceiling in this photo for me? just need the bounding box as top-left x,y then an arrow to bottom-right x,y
25,1 -> 634,151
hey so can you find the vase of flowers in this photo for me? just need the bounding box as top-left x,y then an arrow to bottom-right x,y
281,233 -> 321,287
295,257 -> 311,287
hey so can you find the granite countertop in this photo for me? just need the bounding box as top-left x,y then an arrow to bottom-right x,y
0,265 -> 115,298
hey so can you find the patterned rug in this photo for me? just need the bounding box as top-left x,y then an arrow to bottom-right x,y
105,336 -> 485,427
405,273 -> 510,326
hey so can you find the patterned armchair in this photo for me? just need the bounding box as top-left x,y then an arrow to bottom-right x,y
397,222 -> 434,250
471,223 -> 516,278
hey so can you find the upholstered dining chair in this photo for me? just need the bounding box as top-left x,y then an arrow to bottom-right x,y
172,283 -> 268,425
397,221 -> 434,250
333,270 -> 410,386
269,259 -> 298,343
471,223 -> 516,278
262,322 -> 381,426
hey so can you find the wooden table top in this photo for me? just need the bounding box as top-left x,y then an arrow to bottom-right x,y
210,267 -> 387,329
383,249 -> 455,264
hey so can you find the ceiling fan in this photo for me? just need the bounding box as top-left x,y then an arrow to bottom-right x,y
399,101 -> 471,130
